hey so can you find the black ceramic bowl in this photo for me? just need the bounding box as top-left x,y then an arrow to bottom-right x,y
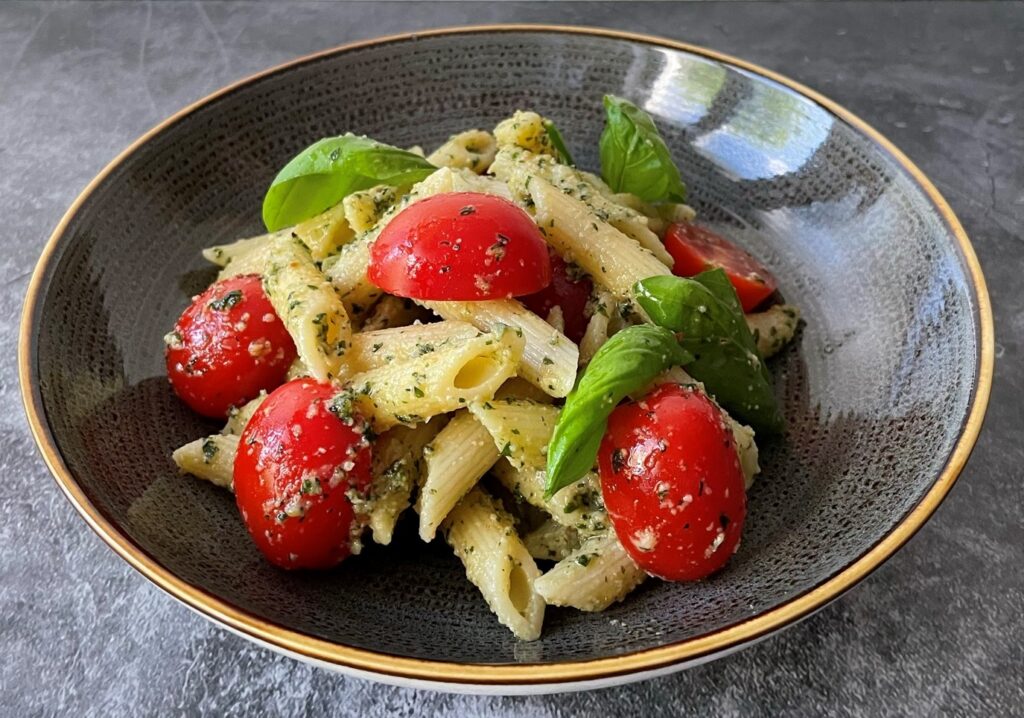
20,27 -> 992,693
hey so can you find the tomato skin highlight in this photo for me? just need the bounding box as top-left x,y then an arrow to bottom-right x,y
368,192 -> 552,300
598,383 -> 746,582
664,223 -> 777,312
520,251 -> 593,344
233,378 -> 373,570
166,274 -> 296,418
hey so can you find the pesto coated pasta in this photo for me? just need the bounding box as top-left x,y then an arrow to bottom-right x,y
165,102 -> 800,641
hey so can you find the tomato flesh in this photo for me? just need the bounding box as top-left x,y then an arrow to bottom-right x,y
664,223 -> 777,312
368,192 -> 552,300
234,378 -> 373,570
520,251 -> 593,344
598,383 -> 746,581
166,274 -> 296,418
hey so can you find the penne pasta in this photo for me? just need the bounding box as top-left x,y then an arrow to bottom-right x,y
746,304 -> 801,358
427,130 -> 498,174
490,146 -> 674,265
334,327 -> 524,430
204,230 -> 287,279
417,410 -> 499,542
491,460 -> 607,535
527,176 -> 671,299
493,111 -> 559,158
347,320 -> 480,374
292,202 -> 355,261
356,419 -> 446,546
172,434 -> 239,490
535,532 -> 647,612
419,298 -> 577,397
263,235 -> 352,382
468,398 -> 558,472
442,487 -> 545,640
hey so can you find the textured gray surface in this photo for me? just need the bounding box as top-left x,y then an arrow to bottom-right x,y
1,1 -> 1021,715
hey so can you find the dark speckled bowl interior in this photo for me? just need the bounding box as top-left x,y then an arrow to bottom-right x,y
22,28 -> 989,689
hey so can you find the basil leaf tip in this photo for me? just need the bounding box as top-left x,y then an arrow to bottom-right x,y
544,324 -> 692,498
262,134 -> 436,231
599,95 -> 686,203
542,119 -> 574,166
634,269 -> 784,434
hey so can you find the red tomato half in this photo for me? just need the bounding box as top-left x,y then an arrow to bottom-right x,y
520,251 -> 593,344
166,274 -> 296,418
664,223 -> 777,312
598,383 -> 746,582
368,192 -> 551,300
234,378 -> 373,570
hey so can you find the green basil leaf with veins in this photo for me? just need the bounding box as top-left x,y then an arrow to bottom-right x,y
634,269 -> 784,434
544,325 -> 692,497
262,134 -> 437,231
599,95 -> 686,203
543,120 -> 575,165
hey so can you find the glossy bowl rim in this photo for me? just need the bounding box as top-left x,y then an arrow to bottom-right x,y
19,24 -> 994,689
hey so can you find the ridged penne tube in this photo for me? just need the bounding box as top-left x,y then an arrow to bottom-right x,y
528,176 -> 671,299
263,235 -> 352,382
746,304 -> 801,358
535,532 -> 647,612
467,398 -> 558,472
493,111 -> 559,158
172,434 -> 239,490
222,393 -> 268,436
524,520 -> 579,562
292,202 -> 355,261
490,147 -> 674,265
427,130 -> 498,174
417,410 -> 499,542
491,461 -> 607,535
355,419 -> 446,546
343,185 -> 402,234
323,237 -> 381,316
419,299 -> 577,397
347,321 -> 480,374
442,487 -> 545,640
204,230 -> 289,279
335,327 -> 524,430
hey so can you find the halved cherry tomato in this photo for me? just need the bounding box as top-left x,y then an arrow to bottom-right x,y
520,251 -> 593,344
664,223 -> 777,312
166,274 -> 296,418
598,383 -> 746,581
368,192 -> 551,300
234,378 -> 373,570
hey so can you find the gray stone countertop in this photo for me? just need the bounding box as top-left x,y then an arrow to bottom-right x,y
1,1 -> 1021,715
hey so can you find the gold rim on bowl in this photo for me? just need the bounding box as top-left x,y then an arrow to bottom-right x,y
18,25 -> 994,688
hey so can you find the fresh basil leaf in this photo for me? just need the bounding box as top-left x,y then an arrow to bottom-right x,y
262,134 -> 436,231
545,325 -> 692,497
634,270 -> 784,433
543,120 -> 574,165
599,95 -> 686,203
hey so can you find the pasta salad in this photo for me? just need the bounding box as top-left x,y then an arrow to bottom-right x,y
166,97 -> 800,640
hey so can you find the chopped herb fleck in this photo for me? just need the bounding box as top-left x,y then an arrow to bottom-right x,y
208,290 -> 242,311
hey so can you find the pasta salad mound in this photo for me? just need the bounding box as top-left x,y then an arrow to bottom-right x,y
165,99 -> 801,640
